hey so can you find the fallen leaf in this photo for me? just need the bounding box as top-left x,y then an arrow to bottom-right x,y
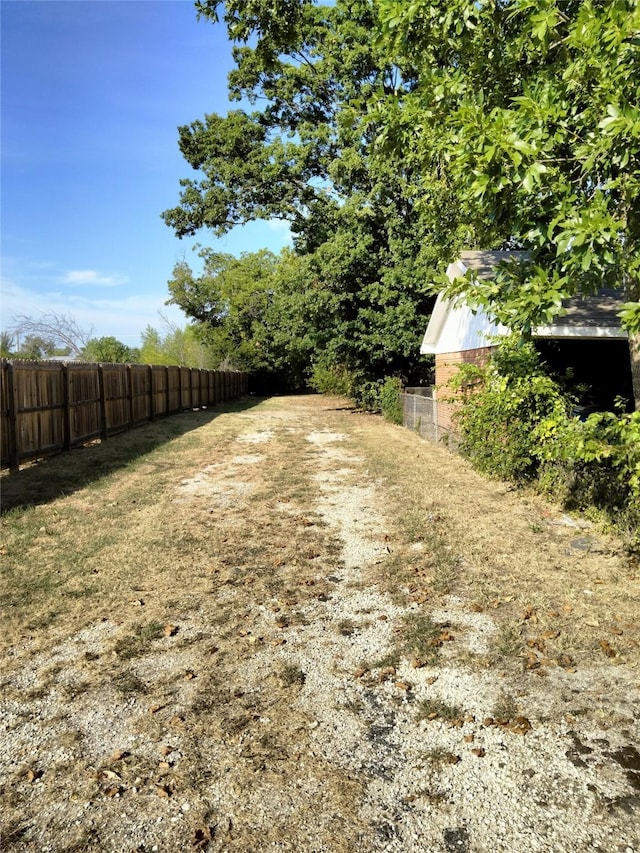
522,608 -> 538,623
541,629 -> 560,640
394,681 -> 411,691
599,639 -> 617,658
102,769 -> 120,780
378,666 -> 396,681
410,658 -> 424,669
471,748 -> 486,758
158,761 -> 171,770
26,768 -> 43,783
445,754 -> 461,764
608,625 -> 623,636
524,651 -> 541,670
160,745 -> 173,757
164,624 -> 178,637
104,785 -> 122,798
154,784 -> 172,798
184,670 -> 197,680
353,666 -> 369,678
109,749 -> 130,763
508,716 -> 532,735
192,826 -> 215,848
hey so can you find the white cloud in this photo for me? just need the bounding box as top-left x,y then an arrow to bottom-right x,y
61,269 -> 128,287
0,278 -> 187,347
266,219 -> 293,240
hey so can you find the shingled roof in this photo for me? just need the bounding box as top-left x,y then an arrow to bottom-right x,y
421,252 -> 628,355
459,250 -> 626,337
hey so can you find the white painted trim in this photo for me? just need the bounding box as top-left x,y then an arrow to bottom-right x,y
533,325 -> 628,340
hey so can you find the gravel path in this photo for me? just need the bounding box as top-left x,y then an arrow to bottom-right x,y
1,395 -> 639,852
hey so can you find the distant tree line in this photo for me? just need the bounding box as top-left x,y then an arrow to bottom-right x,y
0,312 -> 213,368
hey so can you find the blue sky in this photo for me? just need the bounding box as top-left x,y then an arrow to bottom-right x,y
1,0 -> 292,348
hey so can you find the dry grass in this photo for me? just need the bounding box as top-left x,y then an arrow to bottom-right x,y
354,416 -> 640,672
1,394 -> 638,852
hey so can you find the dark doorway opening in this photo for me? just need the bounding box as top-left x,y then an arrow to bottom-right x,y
535,338 -> 634,415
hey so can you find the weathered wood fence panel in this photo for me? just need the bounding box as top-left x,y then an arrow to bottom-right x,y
0,360 -> 248,470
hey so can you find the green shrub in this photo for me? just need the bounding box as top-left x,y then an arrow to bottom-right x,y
379,376 -> 404,424
453,336 -> 567,481
309,362 -> 355,397
534,408 -> 640,547
452,335 -> 639,548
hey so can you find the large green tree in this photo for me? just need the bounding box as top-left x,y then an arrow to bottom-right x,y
162,0 -> 436,393
82,337 -> 138,364
166,248 -> 284,372
375,0 -> 640,407
139,321 -> 215,369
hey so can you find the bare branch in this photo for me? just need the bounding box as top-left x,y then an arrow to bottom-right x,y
11,312 -> 93,356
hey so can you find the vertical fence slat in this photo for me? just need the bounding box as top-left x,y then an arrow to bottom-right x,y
6,361 -> 19,472
2,361 -> 247,470
63,364 -> 71,451
98,365 -> 108,440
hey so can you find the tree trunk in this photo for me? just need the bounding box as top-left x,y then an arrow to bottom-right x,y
630,330 -> 640,412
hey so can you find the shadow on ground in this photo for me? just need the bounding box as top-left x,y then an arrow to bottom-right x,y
0,396 -> 264,513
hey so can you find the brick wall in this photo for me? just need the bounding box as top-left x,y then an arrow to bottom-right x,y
435,347 -> 493,436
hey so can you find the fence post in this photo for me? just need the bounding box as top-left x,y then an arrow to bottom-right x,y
6,361 -> 20,472
63,363 -> 72,451
127,364 -> 134,427
148,365 -> 155,421
98,364 -> 108,440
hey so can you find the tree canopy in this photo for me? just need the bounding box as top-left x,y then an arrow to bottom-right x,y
162,0 -> 436,397
374,0 -> 640,402
82,337 -> 138,364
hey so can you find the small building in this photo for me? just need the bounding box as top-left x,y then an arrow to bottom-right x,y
411,250 -> 631,442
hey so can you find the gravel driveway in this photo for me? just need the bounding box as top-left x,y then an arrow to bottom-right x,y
1,395 -> 639,852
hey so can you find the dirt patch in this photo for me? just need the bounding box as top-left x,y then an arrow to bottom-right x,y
1,395 -> 638,851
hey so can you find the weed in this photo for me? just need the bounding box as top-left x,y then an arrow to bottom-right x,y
400,614 -> 441,663
337,698 -> 365,714
371,650 -> 401,670
492,692 -> 519,722
278,663 -> 306,687
114,622 -> 164,660
496,623 -> 521,659
113,672 -> 148,695
416,698 -> 463,723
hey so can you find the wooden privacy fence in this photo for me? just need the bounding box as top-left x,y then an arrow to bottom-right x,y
0,360 -> 248,471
